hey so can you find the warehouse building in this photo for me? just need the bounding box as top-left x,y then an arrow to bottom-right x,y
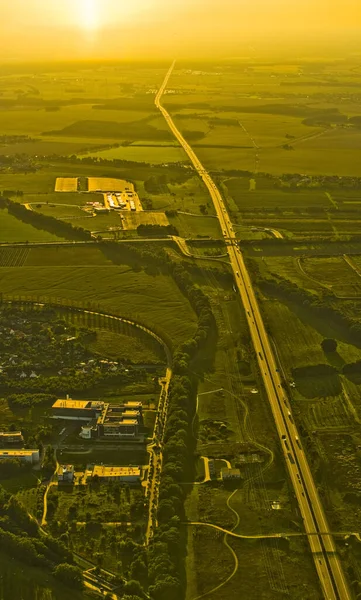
79,401 -> 143,440
0,449 -> 39,464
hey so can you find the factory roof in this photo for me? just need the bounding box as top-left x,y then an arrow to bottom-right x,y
53,399 -> 104,410
92,465 -> 141,478
0,449 -> 38,457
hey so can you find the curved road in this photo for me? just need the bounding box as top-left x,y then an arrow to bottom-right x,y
156,62 -> 350,600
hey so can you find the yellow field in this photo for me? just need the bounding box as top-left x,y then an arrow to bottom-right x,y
55,177 -> 78,192
87,177 -> 133,192
123,212 -> 169,230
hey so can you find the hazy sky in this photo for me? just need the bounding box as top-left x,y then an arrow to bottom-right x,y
0,0 -> 361,60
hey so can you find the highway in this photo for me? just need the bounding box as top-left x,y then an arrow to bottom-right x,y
156,62 -> 351,600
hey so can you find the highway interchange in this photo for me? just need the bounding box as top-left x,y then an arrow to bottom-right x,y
156,62 -> 351,600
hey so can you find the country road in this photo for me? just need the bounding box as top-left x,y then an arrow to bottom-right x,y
156,61 -> 351,600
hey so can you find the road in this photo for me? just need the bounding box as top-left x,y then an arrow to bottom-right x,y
156,61 -> 351,600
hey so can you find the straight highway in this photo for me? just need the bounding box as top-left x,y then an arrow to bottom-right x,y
156,61 -> 351,600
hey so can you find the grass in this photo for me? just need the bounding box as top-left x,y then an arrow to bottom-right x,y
87,328 -> 161,364
58,446 -> 148,468
0,551 -> 86,600
0,208 -> 65,242
22,192 -> 100,206
0,265 -> 198,345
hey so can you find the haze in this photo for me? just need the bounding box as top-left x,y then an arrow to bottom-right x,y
1,0 -> 361,60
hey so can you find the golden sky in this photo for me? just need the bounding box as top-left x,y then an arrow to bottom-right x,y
0,0 -> 361,60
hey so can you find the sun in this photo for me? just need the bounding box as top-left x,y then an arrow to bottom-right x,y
79,0 -> 100,32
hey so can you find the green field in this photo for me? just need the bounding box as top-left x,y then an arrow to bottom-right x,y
0,208 -> 65,242
83,144 -> 188,164
88,328 -> 161,364
0,265 -> 197,345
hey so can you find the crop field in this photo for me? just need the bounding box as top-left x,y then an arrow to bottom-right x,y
257,256 -> 321,293
123,211 -> 169,229
0,139 -> 99,156
168,212 -> 222,238
24,245 -> 113,266
84,144 -> 188,164
301,256 -> 361,296
0,246 -> 30,266
88,177 -> 132,192
0,105 -> 156,136
0,265 -> 197,345
55,177 -> 78,191
225,180 -> 331,209
0,208 -> 65,242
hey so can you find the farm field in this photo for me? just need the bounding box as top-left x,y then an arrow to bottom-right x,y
225,179 -> 331,209
0,265 -> 198,345
23,245 -> 113,266
87,177 -> 133,192
0,208 -> 65,242
301,256 -> 361,296
123,211 -> 169,229
168,212 -> 222,238
83,144 -> 188,164
55,177 -> 78,192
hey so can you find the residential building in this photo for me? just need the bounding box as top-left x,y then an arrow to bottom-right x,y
0,449 -> 39,464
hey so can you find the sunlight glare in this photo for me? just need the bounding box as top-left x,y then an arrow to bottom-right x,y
79,0 -> 100,32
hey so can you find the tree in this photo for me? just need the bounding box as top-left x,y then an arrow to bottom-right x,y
321,338 -> 337,353
53,563 -> 83,590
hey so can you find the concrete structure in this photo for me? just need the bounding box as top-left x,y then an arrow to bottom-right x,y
57,464 -> 74,483
79,424 -> 94,440
0,431 -> 24,445
220,467 -> 241,481
52,398 -> 105,421
76,401 -> 143,440
0,449 -> 39,464
91,465 -> 141,483
100,419 -> 139,438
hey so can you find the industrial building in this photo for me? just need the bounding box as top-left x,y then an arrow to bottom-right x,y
0,449 -> 39,464
57,464 -> 75,483
52,398 -> 105,421
220,467 -> 241,481
0,431 -> 24,446
79,401 -> 143,440
90,465 -> 141,483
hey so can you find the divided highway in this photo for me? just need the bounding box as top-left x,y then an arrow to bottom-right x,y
156,62 -> 351,600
